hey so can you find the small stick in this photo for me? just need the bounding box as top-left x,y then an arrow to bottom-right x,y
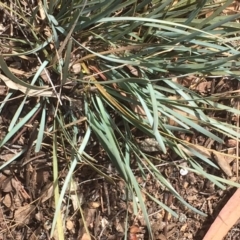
103,181 -> 111,216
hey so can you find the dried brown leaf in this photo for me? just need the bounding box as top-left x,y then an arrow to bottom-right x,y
129,225 -> 140,240
0,74 -> 54,97
1,176 -> 13,193
71,63 -> 82,74
66,218 -> 74,231
115,218 -> 124,233
11,178 -> 23,193
14,204 -> 36,225
126,65 -> 139,77
88,202 -> 100,209
177,144 -> 211,158
84,208 -> 96,227
195,82 -> 212,94
0,85 -> 7,95
40,183 -> 53,203
3,193 -> 12,208
225,139 -> 237,147
37,170 -> 50,186
69,179 -> 81,210
80,233 -> 91,240
130,225 -> 140,234
173,75 -> 196,87
213,152 -> 232,177
71,193 -> 80,211
180,223 -> 188,232
40,69 -> 50,83
0,152 -> 16,161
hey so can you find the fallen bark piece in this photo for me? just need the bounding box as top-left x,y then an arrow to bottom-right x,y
14,204 -> 36,226
213,152 -> 232,177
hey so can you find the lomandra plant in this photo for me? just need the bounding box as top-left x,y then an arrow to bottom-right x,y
0,0 -> 240,238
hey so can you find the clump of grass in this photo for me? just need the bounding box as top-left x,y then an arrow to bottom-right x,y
0,0 -> 240,238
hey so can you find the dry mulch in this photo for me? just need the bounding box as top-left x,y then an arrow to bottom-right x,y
1,0 -> 240,238
0,76 -> 240,240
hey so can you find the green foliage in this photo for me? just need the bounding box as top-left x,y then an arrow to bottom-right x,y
0,0 -> 240,238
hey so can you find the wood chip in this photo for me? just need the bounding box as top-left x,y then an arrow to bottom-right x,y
213,152 -> 232,177
14,204 -> 36,226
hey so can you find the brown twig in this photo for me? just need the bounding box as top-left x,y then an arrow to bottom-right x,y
21,121 -> 39,198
